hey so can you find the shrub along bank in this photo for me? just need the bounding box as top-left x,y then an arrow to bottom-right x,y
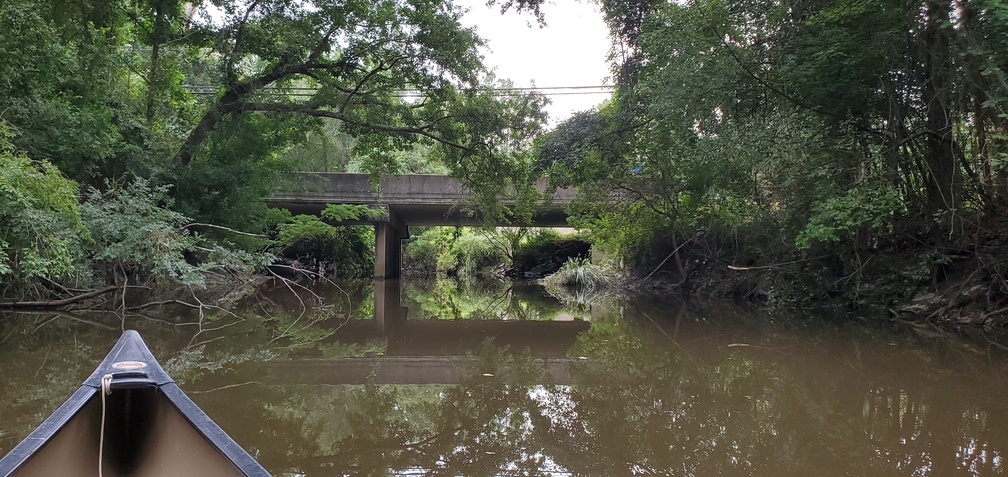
604,215 -> 1008,327
402,227 -> 590,280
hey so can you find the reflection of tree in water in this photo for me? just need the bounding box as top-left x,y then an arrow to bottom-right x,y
0,318 -> 110,450
261,342 -> 557,476
859,387 -> 1007,476
0,312 -> 278,451
403,278 -> 566,321
5,302 -> 1008,476
246,279 -> 375,323
253,317 -> 1008,476
541,319 -> 841,476
538,314 -> 1008,477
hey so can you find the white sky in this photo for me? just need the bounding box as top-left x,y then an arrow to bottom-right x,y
459,0 -> 613,125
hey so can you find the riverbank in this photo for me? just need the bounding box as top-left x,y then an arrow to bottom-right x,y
617,215 -> 1008,328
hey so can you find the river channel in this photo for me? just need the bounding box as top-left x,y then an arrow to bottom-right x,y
2,278 -> 1008,476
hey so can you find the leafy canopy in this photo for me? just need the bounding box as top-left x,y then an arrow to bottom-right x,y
540,0 -> 1008,263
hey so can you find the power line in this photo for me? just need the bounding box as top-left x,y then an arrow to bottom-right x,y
181,84 -> 615,98
182,85 -> 614,91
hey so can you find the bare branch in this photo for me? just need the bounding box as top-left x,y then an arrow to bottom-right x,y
228,0 -> 264,85
180,222 -> 267,238
0,286 -> 120,309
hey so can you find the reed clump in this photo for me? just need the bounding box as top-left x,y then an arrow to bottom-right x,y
540,258 -> 617,314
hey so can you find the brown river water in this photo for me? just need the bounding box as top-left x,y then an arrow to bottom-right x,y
2,278 -> 1008,476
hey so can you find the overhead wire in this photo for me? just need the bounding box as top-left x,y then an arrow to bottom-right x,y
181,84 -> 615,98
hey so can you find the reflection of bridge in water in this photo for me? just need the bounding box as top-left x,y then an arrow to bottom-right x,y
261,281 -> 589,385
263,357 -> 576,385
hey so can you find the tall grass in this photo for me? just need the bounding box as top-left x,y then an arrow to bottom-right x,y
541,258 -> 606,289
541,258 -> 612,313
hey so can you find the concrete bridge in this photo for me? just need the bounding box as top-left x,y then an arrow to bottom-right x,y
267,173 -> 577,279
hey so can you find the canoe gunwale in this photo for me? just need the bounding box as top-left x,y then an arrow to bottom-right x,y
0,330 -> 271,477
0,386 -> 97,476
158,383 -> 269,475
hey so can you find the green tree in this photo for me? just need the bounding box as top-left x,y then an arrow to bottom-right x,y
0,122 -> 88,286
0,0 -> 159,186
481,227 -> 529,267
80,178 -> 269,287
274,204 -> 384,277
2,0 -> 551,242
157,0 -> 548,225
542,0 -> 1008,268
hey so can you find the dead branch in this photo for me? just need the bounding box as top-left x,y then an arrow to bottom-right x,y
266,268 -> 312,345
128,298 -> 244,322
643,237 -> 693,281
727,254 -> 835,271
6,309 -> 119,330
180,222 -> 267,238
129,299 -> 201,310
187,381 -> 261,394
266,263 -> 352,307
983,306 -> 1008,321
0,286 -> 120,309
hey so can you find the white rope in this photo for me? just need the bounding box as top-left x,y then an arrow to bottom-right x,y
99,374 -> 113,477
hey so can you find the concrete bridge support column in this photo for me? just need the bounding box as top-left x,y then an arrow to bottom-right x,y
374,209 -> 407,280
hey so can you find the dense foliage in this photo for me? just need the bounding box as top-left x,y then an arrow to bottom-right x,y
404,227 -> 503,278
0,0 -> 548,300
402,226 -> 589,280
4,0 -> 1007,313
533,0 -> 1008,310
0,122 -> 88,285
545,0 -> 1008,243
274,205 -> 384,278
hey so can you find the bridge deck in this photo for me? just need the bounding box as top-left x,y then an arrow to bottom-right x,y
268,173 -> 576,226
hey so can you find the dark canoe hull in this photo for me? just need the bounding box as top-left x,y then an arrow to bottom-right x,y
0,330 -> 270,477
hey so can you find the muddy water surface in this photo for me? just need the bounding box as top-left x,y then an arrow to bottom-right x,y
2,279 -> 1007,476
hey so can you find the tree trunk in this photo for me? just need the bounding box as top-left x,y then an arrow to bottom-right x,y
0,286 -> 119,309
921,0 -> 960,212
172,106 -> 225,166
146,2 -> 168,126
170,60 -> 317,167
955,0 -> 1007,209
146,39 -> 160,125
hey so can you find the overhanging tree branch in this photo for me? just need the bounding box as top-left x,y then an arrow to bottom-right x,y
340,57 -> 406,114
235,101 -> 473,152
227,0 -> 264,85
711,24 -> 886,140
